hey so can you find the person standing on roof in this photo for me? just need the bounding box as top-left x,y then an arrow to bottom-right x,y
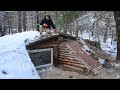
40,14 -> 57,34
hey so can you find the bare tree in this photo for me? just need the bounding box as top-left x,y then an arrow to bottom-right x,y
18,11 -> 22,32
95,11 -> 100,43
75,19 -> 78,37
103,12 -> 112,43
0,23 -> 3,36
36,11 -> 39,31
23,11 -> 27,31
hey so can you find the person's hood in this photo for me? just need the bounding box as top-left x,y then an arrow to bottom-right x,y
44,14 -> 51,19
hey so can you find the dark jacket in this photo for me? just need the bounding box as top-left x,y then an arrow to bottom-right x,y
40,16 -> 55,29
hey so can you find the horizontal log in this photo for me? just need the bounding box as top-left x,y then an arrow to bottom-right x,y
59,51 -> 72,54
59,56 -> 76,60
59,57 -> 76,60
59,58 -> 82,62
59,53 -> 76,58
59,55 -> 82,61
62,64 -> 84,72
59,56 -> 76,59
59,50 -> 72,52
59,51 -> 75,54
59,48 -> 70,50
59,60 -> 84,65
59,61 -> 87,69
59,58 -> 82,63
59,51 -> 72,53
59,60 -> 85,67
59,45 -> 67,47
59,49 -> 73,51
59,53 -> 75,56
59,50 -> 73,53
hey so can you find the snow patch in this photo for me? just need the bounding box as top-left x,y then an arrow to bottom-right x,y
98,58 -> 105,64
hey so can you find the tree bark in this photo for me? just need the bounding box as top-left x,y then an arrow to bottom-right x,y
18,11 -> 22,32
103,16 -> 109,43
95,11 -> 100,43
64,24 -> 67,34
113,11 -> 120,61
96,20 -> 100,43
36,11 -> 39,32
23,11 -> 27,31
0,23 -> 4,36
75,19 -> 78,38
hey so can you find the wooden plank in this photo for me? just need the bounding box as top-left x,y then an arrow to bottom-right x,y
59,45 -> 68,48
59,58 -> 76,61
59,56 -> 76,59
59,58 -> 82,62
59,51 -> 73,54
59,58 -> 80,61
59,46 -> 67,48
59,48 -> 70,50
62,65 -> 84,72
59,50 -> 72,53
59,52 -> 76,56
59,56 -> 76,60
59,46 -> 71,49
59,61 -> 87,69
59,58 -> 82,63
59,55 -> 76,59
59,61 -> 86,67
59,53 -> 75,56
59,60 -> 84,65
59,53 -> 75,55
59,51 -> 72,53
59,45 -> 71,49
59,51 -> 73,53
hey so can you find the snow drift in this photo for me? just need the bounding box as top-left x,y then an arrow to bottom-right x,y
0,31 -> 40,79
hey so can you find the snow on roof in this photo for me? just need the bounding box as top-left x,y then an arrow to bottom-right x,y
0,31 -> 40,79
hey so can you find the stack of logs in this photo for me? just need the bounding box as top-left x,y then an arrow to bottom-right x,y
58,41 -> 87,72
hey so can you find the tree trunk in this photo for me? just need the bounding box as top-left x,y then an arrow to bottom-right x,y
23,11 -> 27,31
103,17 -> 109,43
96,20 -> 100,43
111,30 -> 113,45
18,11 -> 22,32
3,26 -> 7,36
69,23 -> 72,35
36,11 -> 39,32
113,11 -> 120,61
0,23 -> 4,36
64,24 -> 67,34
75,19 -> 78,38
95,11 -> 100,43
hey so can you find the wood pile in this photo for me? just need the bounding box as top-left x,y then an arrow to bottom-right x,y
58,41 -> 88,72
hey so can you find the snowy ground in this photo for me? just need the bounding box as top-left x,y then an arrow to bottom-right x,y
100,38 -> 117,61
79,31 -> 117,61
0,31 -> 40,79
